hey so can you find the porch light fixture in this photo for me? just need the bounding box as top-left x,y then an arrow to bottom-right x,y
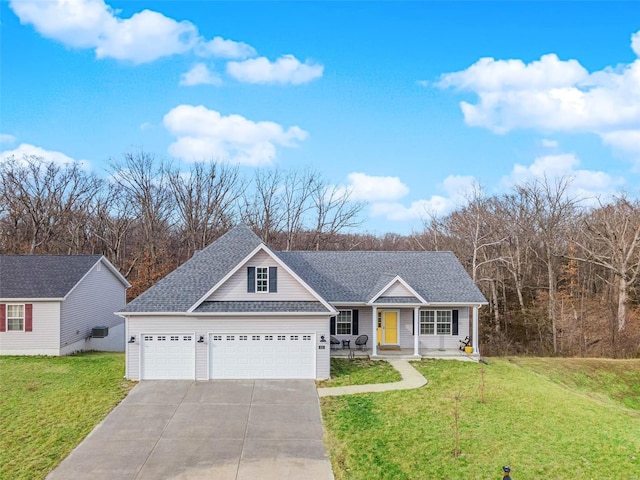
197,335 -> 205,343
320,335 -> 326,343
128,336 -> 136,344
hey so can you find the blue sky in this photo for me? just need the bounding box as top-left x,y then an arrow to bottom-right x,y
2,1 -> 640,234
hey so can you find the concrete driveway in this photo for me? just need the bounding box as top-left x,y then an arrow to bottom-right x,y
47,380 -> 334,480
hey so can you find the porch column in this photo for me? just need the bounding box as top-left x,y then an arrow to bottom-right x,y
372,306 -> 377,357
472,305 -> 480,355
413,306 -> 420,357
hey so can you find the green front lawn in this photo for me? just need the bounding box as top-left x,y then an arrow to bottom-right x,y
321,358 -> 640,480
317,358 -> 402,388
0,353 -> 134,480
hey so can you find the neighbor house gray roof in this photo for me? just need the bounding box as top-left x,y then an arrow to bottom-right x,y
0,255 -> 104,299
276,250 -> 487,304
193,301 -> 329,313
121,225 -> 487,314
122,226 -> 262,313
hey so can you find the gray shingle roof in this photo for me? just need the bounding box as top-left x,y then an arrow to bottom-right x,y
121,225 -> 487,313
194,301 -> 329,313
122,226 -> 262,313
0,255 -> 103,298
276,250 -> 487,304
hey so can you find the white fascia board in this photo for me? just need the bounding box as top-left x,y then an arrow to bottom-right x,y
426,302 -> 489,307
187,244 -> 335,314
1,298 -> 64,302
117,311 -> 185,317
367,275 -> 427,304
367,302 -> 426,307
187,311 -> 333,317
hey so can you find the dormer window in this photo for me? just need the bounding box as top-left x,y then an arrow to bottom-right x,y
247,266 -> 278,293
256,267 -> 268,292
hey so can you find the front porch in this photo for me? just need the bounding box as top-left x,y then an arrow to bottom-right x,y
329,347 -> 480,362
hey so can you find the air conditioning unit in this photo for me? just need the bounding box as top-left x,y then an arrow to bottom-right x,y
91,326 -> 109,338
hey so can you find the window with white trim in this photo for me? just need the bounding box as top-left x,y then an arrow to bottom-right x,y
336,310 -> 352,335
7,304 -> 25,331
256,267 -> 268,292
420,310 -> 452,335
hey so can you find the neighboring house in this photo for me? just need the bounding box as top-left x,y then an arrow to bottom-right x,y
120,226 -> 487,381
0,255 -> 130,356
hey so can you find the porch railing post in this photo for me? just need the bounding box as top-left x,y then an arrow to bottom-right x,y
413,306 -> 420,357
472,305 -> 479,355
372,306 -> 377,357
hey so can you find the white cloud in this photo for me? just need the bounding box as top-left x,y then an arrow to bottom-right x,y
343,172 -> 409,202
163,104 -> 308,166
196,36 -> 256,59
501,153 -> 623,200
367,174 -> 476,222
542,139 -> 558,148
600,130 -> 640,161
9,0 -> 198,64
0,143 -> 89,167
227,54 -> 323,85
0,134 -> 16,145
180,63 -> 222,86
438,30 -> 640,161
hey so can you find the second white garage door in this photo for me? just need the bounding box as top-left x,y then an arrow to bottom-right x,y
209,333 -> 315,379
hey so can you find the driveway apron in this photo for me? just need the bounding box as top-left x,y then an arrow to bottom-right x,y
47,380 -> 334,480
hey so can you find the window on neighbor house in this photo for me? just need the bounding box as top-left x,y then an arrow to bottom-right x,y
336,310 -> 352,335
420,310 -> 452,335
7,304 -> 25,331
256,267 -> 268,292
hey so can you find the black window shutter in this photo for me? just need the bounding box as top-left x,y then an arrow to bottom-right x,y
269,267 -> 277,292
330,316 -> 336,335
247,267 -> 255,293
412,310 -> 415,336
352,310 -> 359,335
452,310 -> 459,336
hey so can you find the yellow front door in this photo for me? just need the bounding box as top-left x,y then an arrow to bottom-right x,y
383,311 -> 398,344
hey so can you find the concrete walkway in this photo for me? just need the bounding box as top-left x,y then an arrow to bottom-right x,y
317,359 -> 428,397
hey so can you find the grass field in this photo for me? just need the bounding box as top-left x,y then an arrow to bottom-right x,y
321,357 -> 640,480
0,353 -> 135,480
317,358 -> 402,387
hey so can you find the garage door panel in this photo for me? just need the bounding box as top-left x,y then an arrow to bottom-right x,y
210,333 -> 314,379
142,334 -> 195,380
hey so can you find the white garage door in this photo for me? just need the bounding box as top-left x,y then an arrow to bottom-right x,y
142,334 -> 195,379
210,333 -> 315,379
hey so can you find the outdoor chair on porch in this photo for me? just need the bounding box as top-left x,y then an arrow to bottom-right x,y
355,335 -> 368,351
330,336 -> 341,350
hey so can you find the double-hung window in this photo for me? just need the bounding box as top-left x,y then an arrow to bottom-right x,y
256,267 -> 268,292
7,304 -> 25,331
336,310 -> 352,335
420,310 -> 452,335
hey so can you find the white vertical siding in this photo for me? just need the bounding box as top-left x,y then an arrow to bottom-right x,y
209,250 -> 316,301
0,302 -> 61,355
125,314 -> 331,380
60,260 -> 127,352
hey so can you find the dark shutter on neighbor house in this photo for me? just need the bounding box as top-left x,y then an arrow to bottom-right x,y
247,267 -> 255,293
452,309 -> 459,336
268,267 -> 277,293
352,310 -> 359,335
330,316 -> 336,335
25,304 -> 33,332
0,304 -> 5,332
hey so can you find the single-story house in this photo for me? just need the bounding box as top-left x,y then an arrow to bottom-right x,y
0,255 -> 130,355
120,225 -> 487,380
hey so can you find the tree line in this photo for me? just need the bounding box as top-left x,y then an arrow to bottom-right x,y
1,152 -> 639,357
